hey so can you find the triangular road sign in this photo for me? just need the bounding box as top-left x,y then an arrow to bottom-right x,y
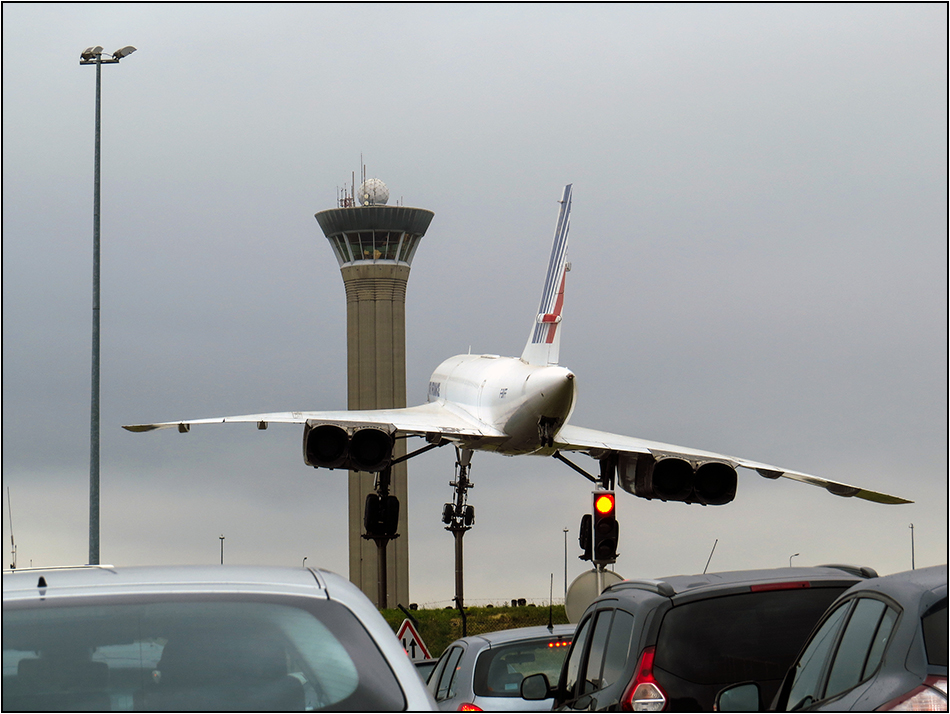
395,618 -> 431,661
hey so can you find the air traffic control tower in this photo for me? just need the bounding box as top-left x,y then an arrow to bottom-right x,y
315,178 -> 434,608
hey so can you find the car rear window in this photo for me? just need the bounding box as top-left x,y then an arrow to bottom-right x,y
2,593 -> 405,711
824,598 -> 890,697
431,646 -> 464,701
922,598 -> 948,667
472,635 -> 572,698
654,586 -> 847,684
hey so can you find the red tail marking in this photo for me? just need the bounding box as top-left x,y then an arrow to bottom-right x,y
545,272 -> 567,344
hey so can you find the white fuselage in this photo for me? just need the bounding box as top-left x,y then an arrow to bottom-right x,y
427,354 -> 577,454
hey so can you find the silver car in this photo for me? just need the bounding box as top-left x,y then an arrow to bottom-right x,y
2,564 -> 436,711
427,624 -> 575,711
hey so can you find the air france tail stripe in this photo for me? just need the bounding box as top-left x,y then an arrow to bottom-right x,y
542,187 -> 571,311
538,186 -> 571,311
532,229 -> 569,342
531,184 -> 572,345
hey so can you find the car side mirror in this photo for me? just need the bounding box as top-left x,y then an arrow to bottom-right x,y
715,682 -> 761,711
521,672 -> 552,700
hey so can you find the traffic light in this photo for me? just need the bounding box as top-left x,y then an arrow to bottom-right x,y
364,493 -> 399,537
592,491 -> 618,564
578,514 -> 592,561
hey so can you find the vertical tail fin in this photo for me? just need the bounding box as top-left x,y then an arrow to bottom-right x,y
521,184 -> 572,366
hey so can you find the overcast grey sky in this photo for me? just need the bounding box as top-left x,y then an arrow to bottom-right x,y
3,3 -> 946,606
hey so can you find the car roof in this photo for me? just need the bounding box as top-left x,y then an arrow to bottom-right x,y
4,564 -> 439,709
456,624 -> 576,647
602,565 -> 876,602
840,564 -> 947,603
2,564 -> 337,602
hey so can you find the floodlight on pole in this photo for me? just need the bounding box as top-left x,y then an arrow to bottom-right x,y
80,43 -> 135,565
112,46 -> 137,60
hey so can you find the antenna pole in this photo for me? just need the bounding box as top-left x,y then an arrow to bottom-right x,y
7,487 -> 15,570
703,539 -> 718,574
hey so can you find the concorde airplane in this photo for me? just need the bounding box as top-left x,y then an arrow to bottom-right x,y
125,185 -> 910,507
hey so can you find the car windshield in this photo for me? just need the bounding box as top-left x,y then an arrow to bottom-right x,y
2,593 -> 405,711
472,636 -> 572,698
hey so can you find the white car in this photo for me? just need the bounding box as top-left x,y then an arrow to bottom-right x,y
427,624 -> 575,711
2,564 -> 436,711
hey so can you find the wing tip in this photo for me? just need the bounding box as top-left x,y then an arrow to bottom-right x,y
122,424 -> 158,433
858,491 -> 914,505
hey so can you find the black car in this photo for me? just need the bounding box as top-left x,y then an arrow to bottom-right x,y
718,564 -> 947,711
521,565 -> 876,712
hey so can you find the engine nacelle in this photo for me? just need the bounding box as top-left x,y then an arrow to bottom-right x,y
617,452 -> 737,505
303,421 -> 396,472
694,461 -> 738,505
304,424 -> 349,468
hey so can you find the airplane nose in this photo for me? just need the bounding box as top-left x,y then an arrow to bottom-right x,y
535,367 -> 576,410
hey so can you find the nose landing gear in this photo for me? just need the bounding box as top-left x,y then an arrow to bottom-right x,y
538,416 -> 560,448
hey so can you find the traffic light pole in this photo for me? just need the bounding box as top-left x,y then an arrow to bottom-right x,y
363,465 -> 399,608
356,439 -> 449,609
563,455 -> 621,596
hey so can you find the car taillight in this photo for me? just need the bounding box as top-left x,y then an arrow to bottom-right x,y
457,703 -> 483,712
749,581 -> 810,592
877,676 -> 948,711
621,646 -> 668,712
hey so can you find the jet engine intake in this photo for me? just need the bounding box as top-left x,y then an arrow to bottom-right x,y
304,424 -> 349,468
694,461 -> 738,505
652,458 -> 694,501
349,428 -> 395,472
617,452 -> 737,505
303,421 -> 396,472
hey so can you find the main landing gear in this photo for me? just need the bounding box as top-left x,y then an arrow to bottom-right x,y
442,447 -> 475,609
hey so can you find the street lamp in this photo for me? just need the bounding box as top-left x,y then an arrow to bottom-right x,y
789,553 -> 800,567
563,528 -> 569,599
909,524 -> 915,570
219,535 -> 225,565
80,45 -> 136,565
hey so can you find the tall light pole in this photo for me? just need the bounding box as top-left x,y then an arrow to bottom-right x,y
789,553 -> 800,568
909,524 -> 915,570
563,528 -> 569,599
80,45 -> 135,565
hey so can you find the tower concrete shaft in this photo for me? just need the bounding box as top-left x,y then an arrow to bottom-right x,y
315,200 -> 434,608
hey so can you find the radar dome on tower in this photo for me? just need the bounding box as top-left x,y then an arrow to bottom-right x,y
358,178 -> 390,206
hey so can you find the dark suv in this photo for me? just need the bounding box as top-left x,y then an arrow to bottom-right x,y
521,565 -> 876,711
717,564 -> 947,711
